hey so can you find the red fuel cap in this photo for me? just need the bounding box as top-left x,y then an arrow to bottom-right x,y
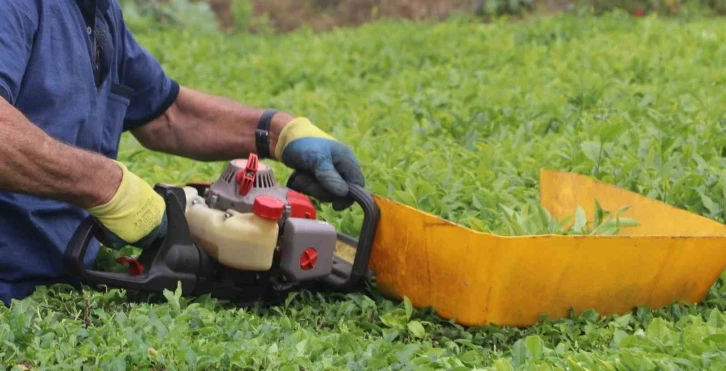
252,195 -> 285,220
300,248 -> 318,271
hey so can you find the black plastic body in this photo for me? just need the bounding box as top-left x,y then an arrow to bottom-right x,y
62,182 -> 380,303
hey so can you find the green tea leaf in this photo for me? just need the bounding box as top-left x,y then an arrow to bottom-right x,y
646,318 -> 674,345
708,308 -> 723,327
407,321 -> 426,339
573,206 -> 587,233
701,194 -> 722,215
525,335 -> 545,360
494,358 -> 515,371
581,141 -> 602,164
404,297 -> 413,320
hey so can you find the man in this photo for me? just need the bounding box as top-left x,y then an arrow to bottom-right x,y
0,0 -> 365,306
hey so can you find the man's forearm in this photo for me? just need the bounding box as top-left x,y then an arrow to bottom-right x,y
0,97 -> 121,209
131,86 -> 294,161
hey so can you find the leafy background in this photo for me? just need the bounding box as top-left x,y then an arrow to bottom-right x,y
4,1 -> 726,369
117,0 -> 726,34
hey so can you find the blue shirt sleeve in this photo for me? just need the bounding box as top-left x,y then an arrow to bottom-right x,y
0,1 -> 38,104
117,18 -> 180,131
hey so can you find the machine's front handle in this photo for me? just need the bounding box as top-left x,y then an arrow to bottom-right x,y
62,214 -> 164,291
63,185 -> 206,294
324,183 -> 380,291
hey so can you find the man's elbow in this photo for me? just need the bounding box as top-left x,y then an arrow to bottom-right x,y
130,110 -> 176,153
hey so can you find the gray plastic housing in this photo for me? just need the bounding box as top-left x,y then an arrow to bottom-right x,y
279,218 -> 337,282
205,159 -> 289,214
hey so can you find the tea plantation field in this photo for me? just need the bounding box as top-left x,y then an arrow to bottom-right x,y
4,11 -> 726,370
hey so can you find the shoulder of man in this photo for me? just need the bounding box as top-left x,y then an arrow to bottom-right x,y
0,0 -> 41,42
1,0 -> 40,15
0,0 -> 41,104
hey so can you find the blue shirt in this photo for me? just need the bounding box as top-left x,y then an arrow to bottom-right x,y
0,0 -> 179,306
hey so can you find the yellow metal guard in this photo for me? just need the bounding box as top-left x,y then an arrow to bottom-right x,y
366,169 -> 726,327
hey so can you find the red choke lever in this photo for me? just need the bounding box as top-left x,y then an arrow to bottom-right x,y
235,154 -> 258,196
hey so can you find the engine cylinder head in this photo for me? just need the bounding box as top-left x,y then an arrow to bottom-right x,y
205,158 -> 289,214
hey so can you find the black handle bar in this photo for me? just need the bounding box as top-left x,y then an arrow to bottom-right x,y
324,183 -> 380,291
62,185 -> 213,296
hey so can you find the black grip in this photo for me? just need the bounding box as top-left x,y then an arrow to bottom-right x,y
324,183 -> 380,291
63,214 -> 171,291
62,185 -> 207,296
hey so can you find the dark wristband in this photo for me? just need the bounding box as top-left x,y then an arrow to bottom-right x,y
255,109 -> 278,159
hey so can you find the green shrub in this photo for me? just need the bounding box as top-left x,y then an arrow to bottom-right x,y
117,0 -> 220,33
230,0 -> 252,32
475,0 -> 537,17
574,0 -> 726,15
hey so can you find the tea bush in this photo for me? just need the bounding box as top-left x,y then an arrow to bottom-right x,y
3,9 -> 726,370
573,0 -> 726,15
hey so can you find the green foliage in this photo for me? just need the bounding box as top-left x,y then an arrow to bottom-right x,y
124,10 -> 726,236
230,0 -> 254,32
475,0 -> 537,17
117,0 -> 220,33
574,0 -> 726,15
495,200 -> 640,236
6,11 -> 726,370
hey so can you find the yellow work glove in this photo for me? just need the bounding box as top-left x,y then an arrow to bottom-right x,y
274,117 -> 365,211
86,161 -> 167,249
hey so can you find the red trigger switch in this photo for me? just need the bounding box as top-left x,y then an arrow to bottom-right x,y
116,257 -> 144,276
300,248 -> 318,271
235,154 -> 258,196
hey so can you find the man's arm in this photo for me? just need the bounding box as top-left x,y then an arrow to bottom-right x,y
130,86 -> 294,161
130,85 -> 366,211
1,96 -> 167,248
115,10 -> 364,210
0,97 -> 121,209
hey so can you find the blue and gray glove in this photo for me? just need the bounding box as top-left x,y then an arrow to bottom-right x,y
274,117 -> 365,211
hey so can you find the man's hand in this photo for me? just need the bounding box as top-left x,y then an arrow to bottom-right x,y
86,161 -> 167,249
132,86 -> 365,210
273,117 -> 365,210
